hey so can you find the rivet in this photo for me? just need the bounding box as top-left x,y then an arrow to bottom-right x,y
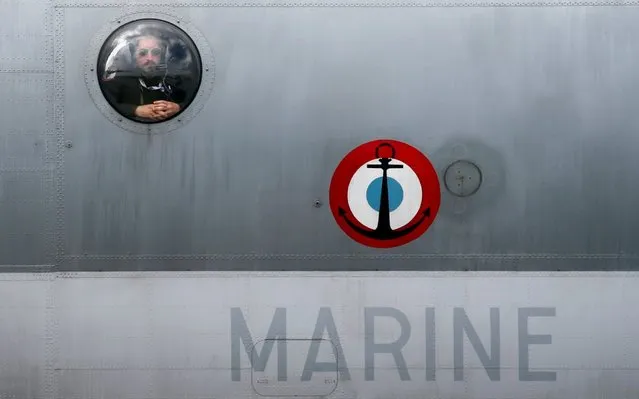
313,199 -> 322,208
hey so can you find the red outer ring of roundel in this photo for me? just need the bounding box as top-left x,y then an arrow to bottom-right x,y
329,139 -> 441,248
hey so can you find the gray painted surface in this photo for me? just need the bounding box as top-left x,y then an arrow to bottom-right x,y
0,0 -> 54,267
0,272 -> 638,399
65,5 -> 639,267
4,0 -> 639,270
2,1 -> 639,399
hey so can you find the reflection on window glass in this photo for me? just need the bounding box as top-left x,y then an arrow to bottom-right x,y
96,19 -> 203,124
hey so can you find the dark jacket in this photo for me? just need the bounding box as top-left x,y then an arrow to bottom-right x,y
102,73 -> 189,119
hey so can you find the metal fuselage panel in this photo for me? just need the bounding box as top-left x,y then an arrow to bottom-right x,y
1,0 -> 639,398
0,272 -> 637,399
59,4 -> 639,269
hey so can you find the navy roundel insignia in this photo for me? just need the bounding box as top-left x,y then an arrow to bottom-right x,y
329,139 -> 441,248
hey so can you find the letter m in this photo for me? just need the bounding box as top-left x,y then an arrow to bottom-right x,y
231,308 -> 287,381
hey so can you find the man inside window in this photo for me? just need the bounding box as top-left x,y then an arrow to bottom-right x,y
103,34 -> 188,122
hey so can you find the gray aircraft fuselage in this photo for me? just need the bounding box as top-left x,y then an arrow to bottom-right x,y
0,0 -> 638,398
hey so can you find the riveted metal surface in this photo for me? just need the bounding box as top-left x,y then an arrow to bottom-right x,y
0,75 -> 53,100
36,270 -> 639,278
0,75 -> 53,134
0,0 -> 53,72
52,0 -> 639,6
56,0 -> 639,8
61,253 -> 639,260
43,10 -> 60,399
83,9 -> 215,135
46,271 -> 639,399
0,132 -> 54,171
46,2 -> 639,273
0,275 -> 51,398
0,74 -> 56,267
44,273 -> 58,399
5,3 -> 639,399
56,253 -> 639,272
53,8 -> 66,267
56,5 -> 639,269
0,168 -> 53,266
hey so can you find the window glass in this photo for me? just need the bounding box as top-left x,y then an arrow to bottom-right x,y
96,19 -> 202,124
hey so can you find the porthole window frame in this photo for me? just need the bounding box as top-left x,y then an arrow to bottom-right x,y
84,10 -> 215,135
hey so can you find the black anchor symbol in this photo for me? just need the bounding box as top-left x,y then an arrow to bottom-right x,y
337,143 -> 431,240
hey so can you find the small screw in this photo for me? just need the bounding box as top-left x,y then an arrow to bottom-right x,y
313,199 -> 322,208
65,141 -> 72,148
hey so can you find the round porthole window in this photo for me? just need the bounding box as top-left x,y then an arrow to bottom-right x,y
86,13 -> 214,134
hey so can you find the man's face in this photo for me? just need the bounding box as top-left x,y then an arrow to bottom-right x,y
135,37 -> 162,74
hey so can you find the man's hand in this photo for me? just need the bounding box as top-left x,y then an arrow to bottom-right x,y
152,100 -> 180,119
134,101 -> 180,121
134,104 -> 165,121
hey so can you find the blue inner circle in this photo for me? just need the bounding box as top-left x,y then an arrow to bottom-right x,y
366,177 -> 403,212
